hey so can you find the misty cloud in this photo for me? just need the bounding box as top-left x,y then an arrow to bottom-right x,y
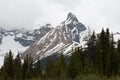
0,0 -> 119,32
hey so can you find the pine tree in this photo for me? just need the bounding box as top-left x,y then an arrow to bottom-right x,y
45,57 -> 54,78
86,31 -> 97,71
67,47 -> 83,79
34,59 -> 42,78
105,28 -> 111,77
100,28 -> 107,76
3,50 -> 14,80
22,53 -> 34,79
117,40 -> 120,75
22,54 -> 29,80
52,53 -> 66,77
95,34 -> 102,75
26,54 -> 34,79
111,39 -> 120,75
58,53 -> 66,76
14,53 -> 22,80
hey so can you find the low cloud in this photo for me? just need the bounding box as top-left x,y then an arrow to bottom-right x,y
0,0 -> 119,32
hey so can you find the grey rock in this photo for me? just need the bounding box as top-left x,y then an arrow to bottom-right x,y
23,12 -> 86,61
0,24 -> 53,47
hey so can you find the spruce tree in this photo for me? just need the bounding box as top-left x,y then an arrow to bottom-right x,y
26,54 -> 34,79
14,53 -> 22,80
22,54 -> 29,79
58,53 -> 66,76
52,53 -> 66,77
45,57 -> 54,78
67,48 -> 82,79
34,59 -> 42,78
105,28 -> 111,77
111,40 -> 120,75
95,34 -> 102,75
3,50 -> 14,80
100,28 -> 107,76
86,31 -> 97,71
117,40 -> 120,75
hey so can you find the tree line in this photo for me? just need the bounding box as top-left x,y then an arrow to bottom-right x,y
0,28 -> 120,80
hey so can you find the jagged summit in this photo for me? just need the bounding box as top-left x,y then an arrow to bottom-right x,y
60,12 -> 86,43
66,12 -> 79,22
23,13 -> 87,61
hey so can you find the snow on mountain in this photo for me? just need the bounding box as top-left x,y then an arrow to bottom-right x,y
0,35 -> 28,55
0,12 -> 119,67
0,35 -> 29,67
0,24 -> 53,67
114,32 -> 120,42
23,12 -> 87,61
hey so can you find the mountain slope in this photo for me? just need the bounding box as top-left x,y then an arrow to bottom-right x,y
23,13 -> 87,61
0,24 -> 53,67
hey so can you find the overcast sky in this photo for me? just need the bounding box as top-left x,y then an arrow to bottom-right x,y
0,0 -> 120,32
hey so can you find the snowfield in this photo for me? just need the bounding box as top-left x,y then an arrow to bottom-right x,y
0,35 -> 29,67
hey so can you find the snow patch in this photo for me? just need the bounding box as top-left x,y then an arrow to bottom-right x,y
0,35 -> 29,67
16,33 -> 23,37
36,51 -> 41,55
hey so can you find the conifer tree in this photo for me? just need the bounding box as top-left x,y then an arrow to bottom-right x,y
22,53 -> 29,79
87,31 -> 97,70
111,39 -> 120,75
52,53 -> 66,77
117,40 -> 120,75
105,28 -> 111,77
3,50 -> 14,80
26,54 -> 34,79
34,59 -> 42,78
95,34 -> 102,75
99,28 -> 107,76
22,53 -> 34,79
45,57 -> 54,78
67,48 -> 82,79
58,53 -> 66,76
14,53 -> 22,80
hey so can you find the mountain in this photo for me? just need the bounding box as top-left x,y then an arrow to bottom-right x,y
114,32 -> 120,42
14,24 -> 53,47
23,12 -> 87,61
0,24 -> 53,67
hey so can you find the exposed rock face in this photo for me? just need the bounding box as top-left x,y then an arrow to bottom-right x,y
0,24 -> 53,47
60,12 -> 86,43
0,24 -> 53,67
14,24 -> 53,47
23,13 -> 87,61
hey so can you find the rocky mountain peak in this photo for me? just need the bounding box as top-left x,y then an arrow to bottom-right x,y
23,13 -> 87,61
66,12 -> 79,22
59,12 -> 86,43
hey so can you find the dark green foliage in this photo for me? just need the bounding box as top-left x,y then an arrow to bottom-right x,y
52,54 -> 66,77
86,31 -> 97,73
22,54 -> 29,79
67,47 -> 83,79
111,39 -> 120,75
3,50 -> 14,80
45,57 -> 55,78
34,59 -> 42,78
22,54 -> 34,79
25,55 -> 34,79
14,53 -> 22,80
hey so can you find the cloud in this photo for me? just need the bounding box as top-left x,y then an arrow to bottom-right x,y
0,0 -> 39,28
51,0 -> 82,8
0,0 -> 119,32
